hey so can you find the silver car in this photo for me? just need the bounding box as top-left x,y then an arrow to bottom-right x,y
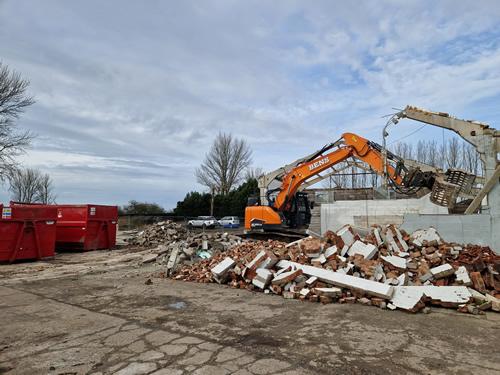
187,216 -> 218,229
218,216 -> 240,228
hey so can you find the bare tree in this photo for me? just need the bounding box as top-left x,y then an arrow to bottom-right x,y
444,137 -> 461,170
426,140 -> 439,168
243,167 -> 264,181
350,165 -> 359,188
0,62 -> 36,182
36,172 -> 57,204
320,161 -> 350,189
195,132 -> 252,196
370,168 -> 379,187
416,140 -> 427,165
9,167 -> 56,204
9,167 -> 41,202
461,142 -> 482,176
391,142 -> 414,160
393,137 -> 482,176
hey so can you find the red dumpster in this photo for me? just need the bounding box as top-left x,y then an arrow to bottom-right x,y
55,205 -> 118,251
0,203 -> 58,263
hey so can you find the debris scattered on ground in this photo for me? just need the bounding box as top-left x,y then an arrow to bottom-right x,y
129,221 -> 243,277
127,221 -> 191,247
136,222 -> 500,315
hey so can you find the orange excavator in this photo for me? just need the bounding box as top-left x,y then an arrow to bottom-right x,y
245,132 -> 473,232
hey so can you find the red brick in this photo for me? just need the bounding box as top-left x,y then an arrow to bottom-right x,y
410,251 -> 422,259
283,291 -> 297,299
323,230 -> 345,249
242,267 -> 257,281
471,272 -> 486,293
359,297 -> 371,306
271,268 -> 303,285
436,279 -> 448,286
425,246 -> 437,254
472,256 -> 486,272
371,298 -> 385,307
420,260 -> 431,274
320,296 -> 334,304
352,290 -> 365,299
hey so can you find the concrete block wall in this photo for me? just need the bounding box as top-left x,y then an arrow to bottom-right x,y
401,213 -> 496,251
353,214 -> 404,229
308,205 -> 322,234
321,195 -> 447,234
319,195 -> 497,252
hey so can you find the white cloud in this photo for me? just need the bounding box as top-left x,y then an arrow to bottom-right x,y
0,0 -> 499,210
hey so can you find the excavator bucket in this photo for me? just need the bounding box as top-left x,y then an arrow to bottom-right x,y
429,169 -> 476,208
445,168 -> 476,194
430,178 -> 461,208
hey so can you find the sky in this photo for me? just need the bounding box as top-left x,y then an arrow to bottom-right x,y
0,0 -> 499,211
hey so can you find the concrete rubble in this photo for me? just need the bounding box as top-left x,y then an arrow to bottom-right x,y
128,221 -> 243,277
132,221 -> 500,314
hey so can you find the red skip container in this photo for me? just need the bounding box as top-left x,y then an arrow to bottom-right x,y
55,205 -> 118,251
0,203 -> 58,263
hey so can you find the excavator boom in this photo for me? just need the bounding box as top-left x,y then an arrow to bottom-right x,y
245,132 -> 430,231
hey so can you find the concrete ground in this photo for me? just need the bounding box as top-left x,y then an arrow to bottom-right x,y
1,245 -> 499,375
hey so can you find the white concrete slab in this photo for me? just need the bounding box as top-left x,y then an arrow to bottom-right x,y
430,264 -> 455,279
310,254 -> 326,264
347,240 -> 377,260
211,257 -> 236,277
252,268 -> 273,289
337,225 -> 356,245
391,286 -> 472,311
455,266 -> 472,286
409,227 -> 444,247
277,260 -> 394,299
324,245 -> 338,259
381,255 -> 407,270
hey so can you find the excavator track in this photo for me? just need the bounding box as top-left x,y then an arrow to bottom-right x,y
239,229 -> 309,243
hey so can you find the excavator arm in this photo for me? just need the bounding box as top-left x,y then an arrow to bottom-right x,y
245,132 -> 435,231
274,133 -> 406,211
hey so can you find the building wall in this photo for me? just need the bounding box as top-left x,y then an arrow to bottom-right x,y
401,213 -> 495,251
320,195 -> 497,252
320,195 -> 448,233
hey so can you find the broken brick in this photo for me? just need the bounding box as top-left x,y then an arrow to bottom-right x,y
319,296 -> 334,304
271,268 -> 303,285
470,272 -> 486,294
472,256 -> 486,272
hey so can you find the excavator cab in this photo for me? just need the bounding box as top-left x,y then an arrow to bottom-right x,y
284,192 -> 311,229
245,192 -> 312,231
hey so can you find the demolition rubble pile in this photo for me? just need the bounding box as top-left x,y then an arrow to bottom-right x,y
129,221 -> 244,272
128,221 -> 191,247
168,224 -> 500,314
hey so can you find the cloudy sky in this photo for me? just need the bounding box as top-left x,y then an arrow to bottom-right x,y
0,0 -> 499,211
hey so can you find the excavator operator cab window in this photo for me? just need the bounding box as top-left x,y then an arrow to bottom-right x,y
247,195 -> 259,207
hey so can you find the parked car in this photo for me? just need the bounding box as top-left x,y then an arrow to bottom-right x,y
218,216 -> 240,228
187,216 -> 218,229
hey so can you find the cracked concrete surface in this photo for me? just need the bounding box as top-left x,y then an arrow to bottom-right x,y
0,247 -> 499,375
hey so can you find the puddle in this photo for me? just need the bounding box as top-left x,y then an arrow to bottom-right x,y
168,301 -> 187,309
